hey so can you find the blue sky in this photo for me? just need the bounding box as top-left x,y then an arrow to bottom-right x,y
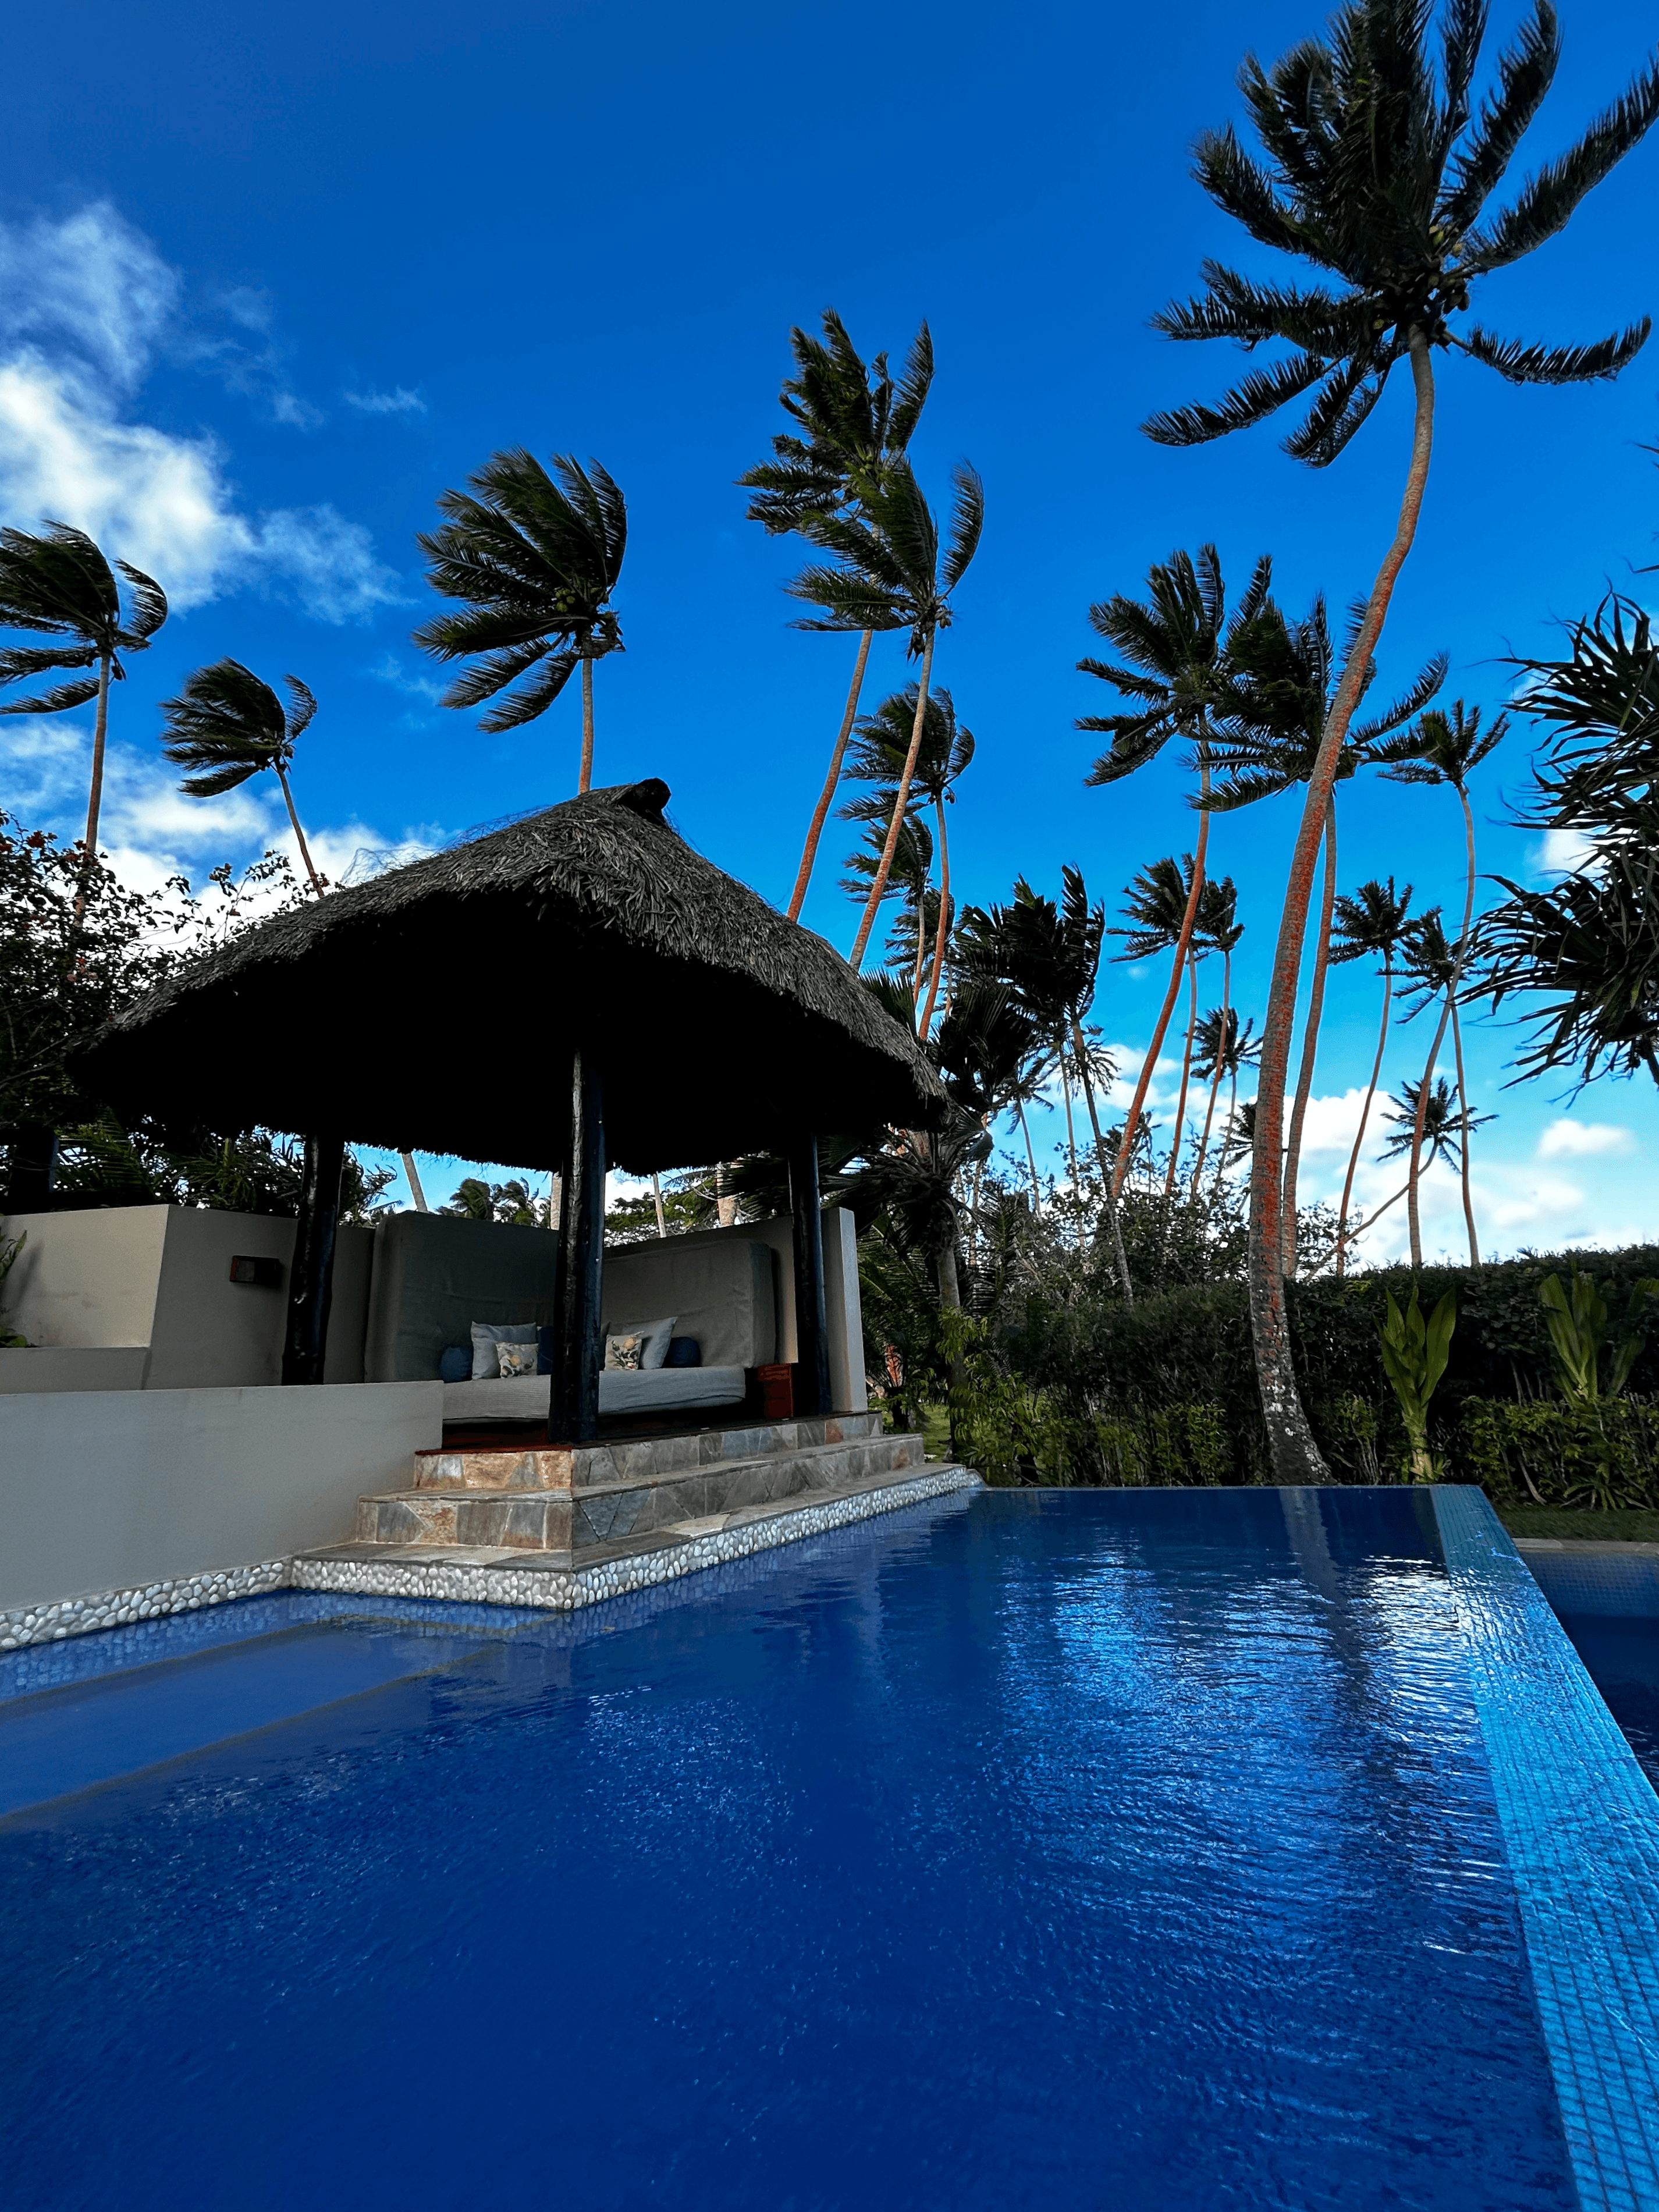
2,0 -> 1657,1258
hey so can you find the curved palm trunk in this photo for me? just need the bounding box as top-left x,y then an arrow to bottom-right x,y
851,633 -> 935,968
1406,997 -> 1454,1269
911,885 -> 929,1001
1163,950 -> 1201,1202
72,650 -> 114,924
1072,1016 -> 1134,1305
1334,951 -> 1393,1279
577,654 -> 596,794
1113,754 -> 1210,1197
400,1153 -> 429,1211
918,794 -> 952,1043
1281,798 -> 1337,1278
1014,1095 -> 1042,1211
787,631 -> 873,922
1452,784 -> 1482,1267
652,1171 -> 668,1238
1191,947 -> 1232,1198
1060,1041 -> 1079,1196
1249,332 -> 1434,1482
277,767 -> 325,895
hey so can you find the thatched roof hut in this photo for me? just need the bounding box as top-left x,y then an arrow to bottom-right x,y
80,778 -> 944,1171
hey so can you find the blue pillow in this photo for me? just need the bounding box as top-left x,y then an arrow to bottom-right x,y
439,1344 -> 471,1383
665,1336 -> 701,1368
538,1325 -> 556,1376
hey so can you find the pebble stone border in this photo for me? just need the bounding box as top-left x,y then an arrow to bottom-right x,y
1,1558 -> 291,1653
0,1468 -> 983,1654
292,1465 -> 983,1613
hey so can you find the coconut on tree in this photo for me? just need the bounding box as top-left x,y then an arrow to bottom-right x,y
0,523 -> 167,913
738,311 -> 934,918
1145,0 -> 1659,1477
414,450 -> 626,793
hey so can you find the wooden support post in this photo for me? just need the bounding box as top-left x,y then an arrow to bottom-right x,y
550,1048 -> 606,1443
788,1133 -> 832,1419
282,1132 -> 345,1384
3,1124 -> 58,1212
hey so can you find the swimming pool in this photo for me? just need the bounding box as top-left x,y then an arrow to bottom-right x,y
3,1486 -> 1657,2211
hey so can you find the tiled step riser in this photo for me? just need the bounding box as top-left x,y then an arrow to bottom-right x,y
358,1435 -> 929,1553
414,1410 -> 886,1493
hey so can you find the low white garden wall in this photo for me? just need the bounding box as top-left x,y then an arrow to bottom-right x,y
0,1381 -> 443,1613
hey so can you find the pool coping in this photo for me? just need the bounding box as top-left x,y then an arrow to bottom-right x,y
1433,1485 -> 1659,2212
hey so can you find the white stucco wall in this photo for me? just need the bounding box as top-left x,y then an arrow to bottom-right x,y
0,1382 -> 443,1611
0,1206 -> 372,1387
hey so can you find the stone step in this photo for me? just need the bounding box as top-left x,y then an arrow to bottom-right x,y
413,1409 -> 887,1494
356,1432 -> 928,1555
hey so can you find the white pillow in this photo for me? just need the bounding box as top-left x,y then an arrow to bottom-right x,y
470,1320 -> 539,1380
602,1315 -> 677,1371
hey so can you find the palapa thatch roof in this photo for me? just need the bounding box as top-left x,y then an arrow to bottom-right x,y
79,778 -> 944,1173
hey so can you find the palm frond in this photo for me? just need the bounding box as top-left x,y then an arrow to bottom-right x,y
0,677 -> 102,715
1462,56 -> 1659,272
1457,318 -> 1651,384
1142,350 -> 1329,448
282,675 -> 317,741
1437,0 -> 1559,236
475,648 -> 581,733
115,561 -> 168,644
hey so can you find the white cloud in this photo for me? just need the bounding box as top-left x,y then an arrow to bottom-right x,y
344,386 -> 426,416
0,203 -> 176,389
1536,1117 -> 1635,1159
1534,826 -> 1601,876
364,649 -> 445,703
0,204 -> 400,619
1289,1087 -> 1374,1156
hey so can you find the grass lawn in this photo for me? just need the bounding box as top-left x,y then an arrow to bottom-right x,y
1496,1504 -> 1659,1544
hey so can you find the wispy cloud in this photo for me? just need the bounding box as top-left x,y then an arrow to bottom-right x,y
364,649 -> 446,703
343,386 -> 426,416
0,204 -> 402,619
1536,1118 -> 1634,1159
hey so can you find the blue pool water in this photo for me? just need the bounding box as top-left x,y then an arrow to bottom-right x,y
0,1490 -> 1586,2210
1521,1545 -> 1659,1790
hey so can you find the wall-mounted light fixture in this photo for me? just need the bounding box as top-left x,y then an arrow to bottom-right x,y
229,1255 -> 284,1288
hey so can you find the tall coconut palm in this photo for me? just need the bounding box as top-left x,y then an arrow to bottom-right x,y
414,450 -> 626,793
839,684 -> 975,1036
1188,877 -> 1243,1192
1327,876 -> 1415,1274
0,523 -> 167,910
1194,1007 -> 1260,1198
1396,909 -> 1461,1265
1077,545 -> 1271,1193
1110,853 -> 1199,1185
738,311 -> 934,919
1359,1075 -> 1495,1250
1147,0 -> 1659,1479
1207,590 -> 1445,1272
160,659 -> 326,894
933,978 -> 1046,1253
1373,700 -> 1507,1262
791,458 -> 982,968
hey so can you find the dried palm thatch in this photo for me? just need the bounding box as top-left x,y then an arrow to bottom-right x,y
79,779 -> 943,1172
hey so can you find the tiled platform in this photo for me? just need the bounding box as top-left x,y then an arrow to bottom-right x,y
1434,1487 -> 1659,2212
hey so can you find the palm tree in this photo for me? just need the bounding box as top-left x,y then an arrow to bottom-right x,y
1357,1075 -> 1495,1251
1207,589 -> 1445,1272
1193,1008 -> 1260,1197
792,459 -> 982,968
839,809 -> 935,982
738,311 -> 933,918
1397,910 -> 1461,1266
1077,545 -> 1270,1192
159,659 -> 326,893
1110,853 -> 1199,1183
1374,701 -> 1507,1262
932,977 -> 1049,1230
839,684 -> 975,1037
414,450 -> 626,793
1188,876 -> 1243,1192
1327,876 -> 1415,1274
1146,0 -> 1659,1479
0,523 -> 167,909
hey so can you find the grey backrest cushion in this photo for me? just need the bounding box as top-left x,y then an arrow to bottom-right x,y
364,1214 -> 777,1381
603,1240 -> 776,1368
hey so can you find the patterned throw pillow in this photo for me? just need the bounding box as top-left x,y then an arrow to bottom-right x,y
496,1340 -> 539,1378
604,1333 -> 644,1371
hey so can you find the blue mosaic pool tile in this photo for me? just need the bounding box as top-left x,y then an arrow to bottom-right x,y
1521,1546 -> 1659,1621
1434,1486 -> 1659,2212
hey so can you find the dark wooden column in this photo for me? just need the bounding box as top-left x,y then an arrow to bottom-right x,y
3,1124 -> 58,1212
282,1132 -> 345,1384
549,1048 -> 606,1443
788,1133 -> 832,1418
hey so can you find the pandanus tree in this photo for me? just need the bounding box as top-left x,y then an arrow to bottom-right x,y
414,450 -> 626,793
791,459 -> 983,968
738,311 -> 933,918
1373,700 -> 1507,1263
160,659 -> 326,894
1077,544 -> 1270,1194
1328,876 -> 1415,1274
1145,0 -> 1659,1478
839,684 -> 975,1036
1206,590 -> 1445,1270
1473,596 -> 1659,1091
0,523 -> 167,911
